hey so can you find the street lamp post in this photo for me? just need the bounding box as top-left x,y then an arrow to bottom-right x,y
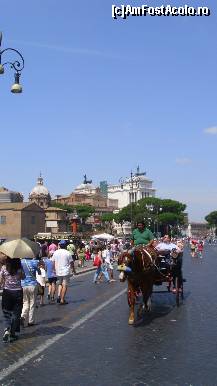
145,204 -> 154,232
119,171 -> 140,230
0,32 -> 24,93
145,204 -> 162,237
129,171 -> 140,229
156,207 -> 162,237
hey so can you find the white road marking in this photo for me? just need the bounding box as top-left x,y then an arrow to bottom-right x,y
0,288 -> 126,381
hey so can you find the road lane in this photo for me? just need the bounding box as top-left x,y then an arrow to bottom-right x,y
1,245 -> 217,386
0,270 -> 126,376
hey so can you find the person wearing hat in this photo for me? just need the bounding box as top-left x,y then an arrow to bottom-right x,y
52,240 -> 74,305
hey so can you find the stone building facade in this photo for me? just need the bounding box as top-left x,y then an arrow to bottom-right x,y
45,207 -> 68,234
54,177 -> 118,214
55,192 -> 118,213
0,187 -> 23,203
0,202 -> 45,239
108,167 -> 156,209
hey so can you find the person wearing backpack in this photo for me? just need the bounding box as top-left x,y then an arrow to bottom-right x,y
93,249 -> 110,284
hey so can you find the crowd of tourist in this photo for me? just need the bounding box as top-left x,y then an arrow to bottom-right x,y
0,228 -> 205,344
0,237 -> 124,343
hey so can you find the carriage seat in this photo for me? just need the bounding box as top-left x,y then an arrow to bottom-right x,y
158,255 -> 171,274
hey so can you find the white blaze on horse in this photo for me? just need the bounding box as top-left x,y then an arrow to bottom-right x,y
118,244 -> 160,325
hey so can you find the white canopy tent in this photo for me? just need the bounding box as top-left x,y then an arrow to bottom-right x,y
92,233 -> 114,241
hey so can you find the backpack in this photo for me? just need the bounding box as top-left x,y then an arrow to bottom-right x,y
93,255 -> 101,267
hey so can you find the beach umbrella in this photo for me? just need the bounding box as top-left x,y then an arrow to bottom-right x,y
0,238 -> 40,259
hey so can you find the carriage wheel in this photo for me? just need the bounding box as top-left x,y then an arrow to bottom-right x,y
175,277 -> 180,307
175,277 -> 183,306
167,278 -> 172,292
181,283 -> 184,300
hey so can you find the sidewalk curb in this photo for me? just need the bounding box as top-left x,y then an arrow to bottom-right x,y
74,267 -> 96,276
0,267 -> 97,296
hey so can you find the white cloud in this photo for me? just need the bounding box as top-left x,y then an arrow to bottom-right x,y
8,39 -> 122,60
204,127 -> 217,135
175,157 -> 191,165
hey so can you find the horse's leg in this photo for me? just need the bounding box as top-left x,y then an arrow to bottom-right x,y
142,279 -> 153,312
128,281 -> 136,325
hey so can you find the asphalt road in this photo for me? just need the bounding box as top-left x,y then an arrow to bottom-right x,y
0,245 -> 217,386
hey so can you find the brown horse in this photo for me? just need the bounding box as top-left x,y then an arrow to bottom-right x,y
118,245 -> 160,325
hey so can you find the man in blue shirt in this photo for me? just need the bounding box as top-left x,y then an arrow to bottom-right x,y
21,257 -> 39,327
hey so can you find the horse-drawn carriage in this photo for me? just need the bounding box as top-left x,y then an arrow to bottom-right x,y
118,243 -> 184,325
153,250 -> 184,306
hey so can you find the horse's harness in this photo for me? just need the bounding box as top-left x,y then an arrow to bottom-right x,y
119,245 -> 177,279
121,245 -> 156,272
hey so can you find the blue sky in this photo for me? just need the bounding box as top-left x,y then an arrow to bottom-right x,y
0,0 -> 216,221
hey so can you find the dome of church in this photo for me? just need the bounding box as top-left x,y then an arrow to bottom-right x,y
29,176 -> 49,197
29,175 -> 51,209
30,184 -> 49,197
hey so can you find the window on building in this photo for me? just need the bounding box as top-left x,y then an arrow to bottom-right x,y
0,216 -> 6,224
31,216 -> 36,225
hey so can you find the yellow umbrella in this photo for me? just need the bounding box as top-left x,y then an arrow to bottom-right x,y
0,238 -> 40,259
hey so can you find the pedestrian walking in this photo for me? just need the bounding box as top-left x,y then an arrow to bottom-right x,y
48,241 -> 57,254
103,246 -> 115,282
53,240 -> 74,305
197,241 -> 204,259
93,249 -> 110,284
85,247 -> 91,261
77,246 -> 85,268
36,260 -> 46,306
40,241 -> 48,258
44,252 -> 57,303
66,241 -> 77,274
0,257 -> 25,342
190,241 -> 197,257
21,256 -> 39,327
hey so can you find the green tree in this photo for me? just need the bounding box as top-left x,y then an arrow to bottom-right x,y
100,213 -> 115,233
158,212 -> 185,226
205,211 -> 217,226
75,205 -> 95,223
115,197 -> 186,235
52,202 -> 95,224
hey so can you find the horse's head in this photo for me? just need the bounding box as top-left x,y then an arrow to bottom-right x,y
118,251 -> 133,282
119,246 -> 155,273
118,251 -> 131,266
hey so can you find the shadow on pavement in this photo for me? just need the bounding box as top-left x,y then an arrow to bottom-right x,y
20,325 -> 70,340
134,295 -> 175,327
69,280 -> 85,287
39,317 -> 62,325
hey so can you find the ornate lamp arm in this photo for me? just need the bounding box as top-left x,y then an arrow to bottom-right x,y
0,48 -> 25,72
0,32 -> 24,93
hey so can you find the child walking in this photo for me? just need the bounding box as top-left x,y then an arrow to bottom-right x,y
44,252 -> 57,303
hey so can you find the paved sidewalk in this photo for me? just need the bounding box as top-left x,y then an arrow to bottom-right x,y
0,260 -> 96,296
74,259 -> 96,275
